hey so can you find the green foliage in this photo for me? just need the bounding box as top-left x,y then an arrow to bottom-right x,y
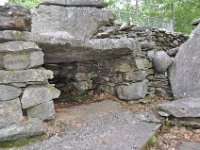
9,0 -> 42,8
107,0 -> 200,33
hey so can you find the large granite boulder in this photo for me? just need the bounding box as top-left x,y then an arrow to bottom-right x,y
0,118 -> 45,142
157,97 -> 200,118
41,0 -> 107,8
31,4 -> 115,40
0,85 -> 22,101
21,85 -> 60,109
0,4 -> 31,31
170,24 -> 200,98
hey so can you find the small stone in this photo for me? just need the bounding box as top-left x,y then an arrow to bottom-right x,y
117,80 -> 148,101
27,101 -> 55,120
0,118 -> 45,142
0,85 -> 22,101
21,85 -> 60,109
166,47 -> 179,57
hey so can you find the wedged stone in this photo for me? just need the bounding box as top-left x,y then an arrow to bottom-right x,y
3,51 -> 44,70
0,98 -> 23,129
0,4 -> 30,31
152,51 -> 172,73
0,68 -> 53,84
166,47 -> 179,57
0,85 -> 22,101
157,97 -> 200,118
27,101 -> 55,120
117,80 -> 148,100
41,0 -> 107,8
170,24 -> 200,98
0,118 -> 45,142
0,41 -> 41,53
31,5 -> 115,40
21,85 -> 60,109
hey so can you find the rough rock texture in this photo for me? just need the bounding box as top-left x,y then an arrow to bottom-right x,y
0,4 -> 31,31
0,41 -> 41,53
117,80 -> 148,101
157,97 -> 200,118
18,100 -> 161,150
27,101 -> 55,120
31,5 -> 115,40
21,85 -> 60,109
192,18 -> 200,26
178,141 -> 200,150
170,24 -> 200,98
0,85 -> 22,101
152,51 -> 172,73
42,0 -> 107,8
0,68 -> 53,84
0,118 -> 45,142
0,98 -> 23,129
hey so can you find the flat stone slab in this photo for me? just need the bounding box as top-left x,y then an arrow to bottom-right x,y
0,68 -> 53,84
0,41 -> 41,53
178,141 -> 200,150
0,31 -> 138,63
157,97 -> 200,118
0,118 -> 45,142
0,85 -> 22,101
17,100 -> 161,150
41,0 -> 107,8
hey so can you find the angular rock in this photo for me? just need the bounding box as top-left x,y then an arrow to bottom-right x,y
21,85 -> 60,109
135,58 -> 152,70
170,24 -> 200,98
178,141 -> 200,150
0,68 -> 53,84
0,98 -> 23,129
0,85 -> 22,101
117,80 -> 148,101
0,118 -> 45,142
3,51 -> 44,70
0,4 -> 31,31
41,0 -> 108,8
157,97 -> 200,118
27,101 -> 55,120
192,18 -> 200,26
153,51 -> 172,73
31,5 -> 115,40
0,41 -> 41,53
166,47 -> 179,57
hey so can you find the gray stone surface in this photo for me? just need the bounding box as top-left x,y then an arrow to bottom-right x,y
31,5 -> 115,40
0,85 -> 22,101
0,118 -> 45,142
21,85 -> 60,109
27,101 -> 55,120
117,80 -> 148,100
170,24 -> 200,98
0,68 -> 53,84
166,47 -> 179,57
178,141 -> 200,150
0,98 -> 23,129
17,100 -> 161,150
0,31 -> 138,63
157,97 -> 200,118
153,51 -> 172,73
3,51 -> 44,70
41,0 -> 107,8
0,4 -> 30,31
192,18 -> 200,26
0,41 -> 41,53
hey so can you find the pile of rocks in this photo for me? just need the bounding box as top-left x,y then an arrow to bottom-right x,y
0,41 -> 60,142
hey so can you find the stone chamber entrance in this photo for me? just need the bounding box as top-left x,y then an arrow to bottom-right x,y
1,0 -> 200,150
